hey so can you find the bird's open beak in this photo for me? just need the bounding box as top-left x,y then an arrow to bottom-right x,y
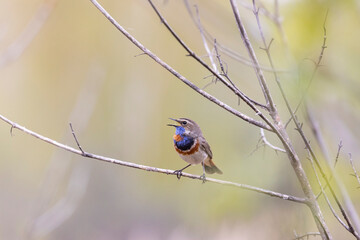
167,118 -> 180,127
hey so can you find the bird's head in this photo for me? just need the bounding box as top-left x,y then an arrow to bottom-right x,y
167,118 -> 202,140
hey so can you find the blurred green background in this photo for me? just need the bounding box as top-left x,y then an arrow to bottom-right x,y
1,0 -> 360,239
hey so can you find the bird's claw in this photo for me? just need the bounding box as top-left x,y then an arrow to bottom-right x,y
200,173 -> 206,184
174,170 -> 183,180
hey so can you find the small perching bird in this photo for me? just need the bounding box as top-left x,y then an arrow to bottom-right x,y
167,118 -> 222,182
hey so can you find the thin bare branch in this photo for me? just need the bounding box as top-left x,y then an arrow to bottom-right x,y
334,141 -> 343,168
182,0 -> 290,74
349,153 -> 360,187
89,0 -> 271,131
0,113 -> 308,204
250,1 -> 332,238
69,123 -> 85,154
232,0 -> 287,43
272,0 -> 288,46
308,153 -> 350,231
144,1 -> 303,162
220,42 -> 290,73
260,128 -> 286,153
213,40 -> 237,89
147,0 -> 279,124
306,105 -> 360,238
298,110 -> 357,238
293,231 -> 321,240
251,0 -> 294,122
238,0 -> 274,19
213,39 -> 267,110
230,0 -> 276,113
193,5 -> 218,74
316,141 -> 342,199
285,10 -> 328,128
88,2 -> 336,238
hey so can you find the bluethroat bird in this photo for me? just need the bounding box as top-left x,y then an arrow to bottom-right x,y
167,118 -> 222,182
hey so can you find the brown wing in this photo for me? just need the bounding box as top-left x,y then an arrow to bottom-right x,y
199,137 -> 222,174
199,136 -> 212,159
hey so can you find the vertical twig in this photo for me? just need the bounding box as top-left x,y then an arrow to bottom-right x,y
229,0 -> 276,113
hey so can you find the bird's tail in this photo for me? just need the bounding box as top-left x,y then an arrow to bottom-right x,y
203,158 -> 223,174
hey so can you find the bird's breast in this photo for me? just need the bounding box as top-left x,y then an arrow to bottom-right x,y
174,136 -> 195,151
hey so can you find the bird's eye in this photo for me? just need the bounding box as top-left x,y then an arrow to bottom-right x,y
182,121 -> 187,125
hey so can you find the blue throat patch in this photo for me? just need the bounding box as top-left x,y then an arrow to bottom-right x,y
174,126 -> 194,151
175,126 -> 185,135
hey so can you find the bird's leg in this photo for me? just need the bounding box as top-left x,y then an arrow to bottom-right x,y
174,164 -> 191,180
200,162 -> 206,183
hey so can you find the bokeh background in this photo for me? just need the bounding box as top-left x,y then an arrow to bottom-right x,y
1,0 -> 360,239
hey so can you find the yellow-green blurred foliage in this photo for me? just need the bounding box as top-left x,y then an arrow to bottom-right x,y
0,0 -> 359,239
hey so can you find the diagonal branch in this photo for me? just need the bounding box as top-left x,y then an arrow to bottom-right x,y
90,0 -> 271,131
0,113 -> 307,204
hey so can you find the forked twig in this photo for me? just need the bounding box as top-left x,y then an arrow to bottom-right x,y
260,128 -> 286,153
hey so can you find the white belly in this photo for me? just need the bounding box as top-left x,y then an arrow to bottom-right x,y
179,149 -> 208,165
